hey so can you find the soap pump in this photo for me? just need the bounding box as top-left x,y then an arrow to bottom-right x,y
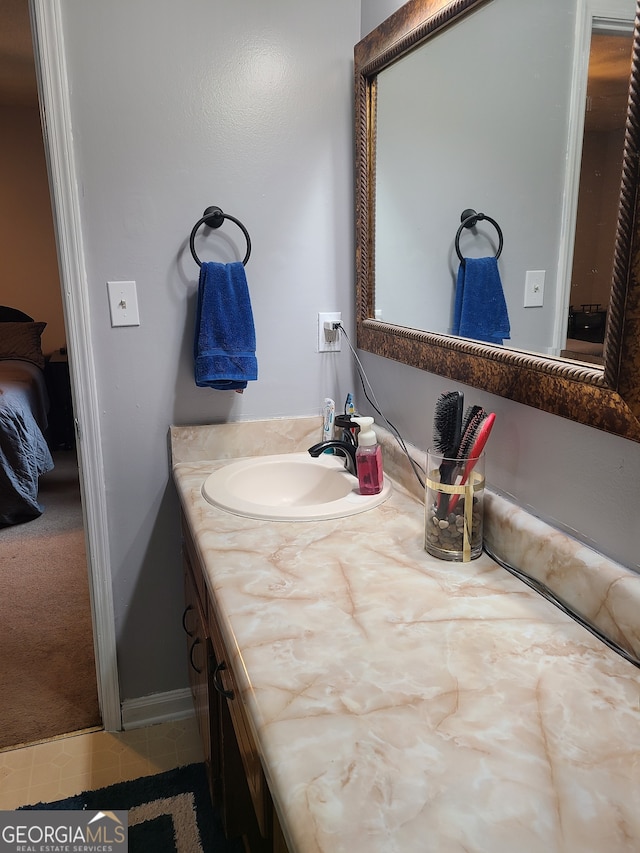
352,416 -> 383,495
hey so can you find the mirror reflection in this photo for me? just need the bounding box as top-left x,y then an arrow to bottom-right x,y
373,0 -> 634,364
565,21 -> 633,364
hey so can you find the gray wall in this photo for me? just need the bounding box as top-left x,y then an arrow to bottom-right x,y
56,0 -> 638,708
59,0 -> 360,701
360,0 -> 639,570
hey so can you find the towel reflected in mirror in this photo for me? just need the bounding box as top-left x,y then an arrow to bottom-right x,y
452,256 -> 510,346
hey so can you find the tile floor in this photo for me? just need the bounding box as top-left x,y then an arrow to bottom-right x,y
0,718 -> 204,810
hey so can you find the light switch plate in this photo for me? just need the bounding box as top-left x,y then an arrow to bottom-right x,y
107,281 -> 140,327
524,270 -> 545,308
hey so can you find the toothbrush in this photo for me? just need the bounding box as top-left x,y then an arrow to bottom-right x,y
344,393 -> 355,416
340,393 -> 357,445
448,412 -> 496,513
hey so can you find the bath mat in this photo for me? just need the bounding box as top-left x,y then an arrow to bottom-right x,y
18,762 -> 243,852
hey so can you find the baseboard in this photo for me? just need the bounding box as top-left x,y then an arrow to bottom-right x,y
120,688 -> 195,730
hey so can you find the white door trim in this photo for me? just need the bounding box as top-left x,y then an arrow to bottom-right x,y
29,0 -> 121,731
553,0 -> 636,354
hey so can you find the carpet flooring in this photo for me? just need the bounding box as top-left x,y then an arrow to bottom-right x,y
0,450 -> 101,749
19,763 -> 244,853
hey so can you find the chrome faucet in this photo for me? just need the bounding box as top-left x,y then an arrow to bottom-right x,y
308,440 -> 358,476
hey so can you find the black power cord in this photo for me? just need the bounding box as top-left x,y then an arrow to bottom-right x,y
337,323 -> 426,489
336,322 -> 638,670
484,542 -> 640,670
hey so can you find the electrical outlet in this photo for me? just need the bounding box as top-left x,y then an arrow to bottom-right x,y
524,270 -> 545,308
107,281 -> 140,327
317,312 -> 341,352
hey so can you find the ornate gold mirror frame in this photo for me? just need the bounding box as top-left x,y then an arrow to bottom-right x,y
355,0 -> 640,442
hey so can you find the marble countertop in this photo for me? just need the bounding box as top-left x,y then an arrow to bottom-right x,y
171,418 -> 640,853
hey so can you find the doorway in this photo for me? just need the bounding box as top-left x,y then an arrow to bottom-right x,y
0,454 -> 101,749
0,0 -> 120,738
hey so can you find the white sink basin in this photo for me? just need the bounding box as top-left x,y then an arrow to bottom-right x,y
202,452 -> 391,521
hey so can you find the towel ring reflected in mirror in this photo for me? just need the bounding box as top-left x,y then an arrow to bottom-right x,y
354,0 -> 640,443
455,209 -> 504,263
189,205 -> 252,267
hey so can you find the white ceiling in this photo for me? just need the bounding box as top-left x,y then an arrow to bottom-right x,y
0,0 -> 37,105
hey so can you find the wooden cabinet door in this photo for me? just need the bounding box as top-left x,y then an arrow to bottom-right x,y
182,514 -> 288,852
208,602 -> 272,841
183,557 -> 220,803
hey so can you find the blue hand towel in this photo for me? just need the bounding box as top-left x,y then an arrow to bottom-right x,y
194,261 -> 258,390
452,256 -> 510,345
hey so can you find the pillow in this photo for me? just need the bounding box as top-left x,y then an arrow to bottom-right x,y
0,306 -> 34,322
0,322 -> 47,369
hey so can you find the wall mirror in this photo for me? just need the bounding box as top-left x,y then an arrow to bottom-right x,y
355,0 -> 640,442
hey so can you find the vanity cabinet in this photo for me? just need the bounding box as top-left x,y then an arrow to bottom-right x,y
181,516 -> 289,853
182,561 -> 217,801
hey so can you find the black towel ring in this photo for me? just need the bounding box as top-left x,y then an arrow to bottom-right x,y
454,208 -> 503,263
189,206 -> 252,267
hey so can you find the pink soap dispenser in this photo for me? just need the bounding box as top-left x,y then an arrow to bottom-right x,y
353,416 -> 383,495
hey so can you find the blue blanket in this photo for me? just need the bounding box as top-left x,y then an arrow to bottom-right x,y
0,360 -> 54,525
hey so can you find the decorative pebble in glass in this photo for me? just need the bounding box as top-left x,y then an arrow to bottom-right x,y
425,450 -> 485,561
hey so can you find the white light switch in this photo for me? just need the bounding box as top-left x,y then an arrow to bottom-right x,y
107,281 -> 140,327
524,270 -> 545,308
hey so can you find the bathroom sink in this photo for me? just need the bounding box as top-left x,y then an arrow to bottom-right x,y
202,452 -> 391,521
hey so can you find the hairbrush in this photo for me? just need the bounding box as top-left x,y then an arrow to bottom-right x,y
432,391 -> 464,517
448,411 -> 495,513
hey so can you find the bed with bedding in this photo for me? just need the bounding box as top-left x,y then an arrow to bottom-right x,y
0,307 -> 54,526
